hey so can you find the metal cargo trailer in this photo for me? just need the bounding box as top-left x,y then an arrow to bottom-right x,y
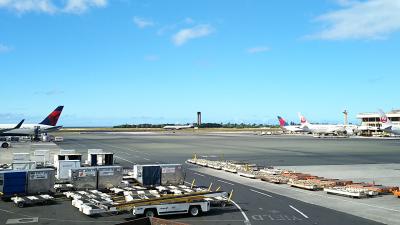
55,160 -> 81,180
133,165 -> 161,187
12,161 -> 36,170
27,169 -> 55,194
160,164 -> 184,185
97,166 -> 123,190
70,168 -> 98,190
0,171 -> 27,197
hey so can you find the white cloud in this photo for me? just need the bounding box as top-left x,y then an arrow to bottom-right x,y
172,24 -> 214,46
0,43 -> 12,53
64,0 -> 107,14
247,46 -> 270,54
309,0 -> 400,40
0,0 -> 57,14
133,16 -> 154,28
0,0 -> 107,14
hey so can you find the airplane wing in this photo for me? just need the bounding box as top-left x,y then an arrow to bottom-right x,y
0,119 -> 25,133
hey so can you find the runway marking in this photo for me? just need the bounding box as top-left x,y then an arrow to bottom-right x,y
115,155 -> 135,164
194,172 -> 205,177
289,205 -> 309,219
231,200 -> 252,225
143,158 -> 150,161
249,189 -> 272,197
6,217 -> 39,224
217,179 -> 235,185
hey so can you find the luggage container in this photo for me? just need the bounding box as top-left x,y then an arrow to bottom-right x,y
160,164 -> 184,185
59,149 -> 76,155
12,161 -> 36,170
0,170 -> 27,197
54,153 -> 82,163
133,165 -> 161,187
27,168 -> 55,194
55,160 -> 81,180
88,152 -> 114,166
13,153 -> 30,161
32,150 -> 50,166
70,168 -> 98,190
97,166 -> 123,190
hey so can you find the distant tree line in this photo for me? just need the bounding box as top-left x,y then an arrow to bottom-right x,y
114,123 -> 279,128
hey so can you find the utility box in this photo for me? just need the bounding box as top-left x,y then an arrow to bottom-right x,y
12,161 -> 36,170
13,153 -> 30,161
70,168 -> 98,190
55,160 -> 81,180
133,165 -> 161,187
97,166 -> 123,190
27,168 -> 55,194
0,171 -> 27,197
160,164 -> 184,185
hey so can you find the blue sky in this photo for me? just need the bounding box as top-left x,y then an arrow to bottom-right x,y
1,0 -> 400,126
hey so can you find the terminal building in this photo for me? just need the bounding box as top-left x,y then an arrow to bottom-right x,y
356,109 -> 400,135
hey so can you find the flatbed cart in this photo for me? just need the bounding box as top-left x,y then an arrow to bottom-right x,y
11,195 -> 54,208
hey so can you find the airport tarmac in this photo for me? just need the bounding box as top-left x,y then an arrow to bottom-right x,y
1,132 -> 400,225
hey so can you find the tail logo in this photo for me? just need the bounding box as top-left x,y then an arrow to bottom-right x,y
300,117 -> 307,123
380,116 -> 388,123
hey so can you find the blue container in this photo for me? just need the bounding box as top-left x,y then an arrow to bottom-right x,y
142,166 -> 161,186
0,171 -> 27,197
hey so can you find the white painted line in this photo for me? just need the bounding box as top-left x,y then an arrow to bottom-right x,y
217,179 -> 235,186
6,217 -> 39,224
143,158 -> 150,161
231,200 -> 252,225
249,189 -> 272,198
289,205 -> 309,219
194,172 -> 205,177
115,155 -> 135,164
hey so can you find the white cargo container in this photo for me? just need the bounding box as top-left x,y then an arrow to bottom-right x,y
54,137 -> 64,142
55,160 -> 81,180
59,149 -> 76,154
12,161 -> 36,170
13,153 -> 30,161
32,150 -> 50,165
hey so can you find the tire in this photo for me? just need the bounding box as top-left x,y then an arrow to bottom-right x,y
1,142 -> 9,148
17,202 -> 24,208
144,209 -> 156,218
220,201 -> 227,207
189,206 -> 200,217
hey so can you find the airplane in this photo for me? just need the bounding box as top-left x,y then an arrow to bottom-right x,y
277,116 -> 305,133
378,110 -> 400,135
298,113 -> 346,135
163,124 -> 194,130
0,106 -> 64,136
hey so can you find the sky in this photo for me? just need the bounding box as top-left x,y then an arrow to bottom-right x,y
0,0 -> 400,126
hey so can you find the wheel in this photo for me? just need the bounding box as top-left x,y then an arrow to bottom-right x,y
17,202 -> 24,208
189,206 -> 201,217
144,209 -> 156,217
220,201 -> 227,207
1,142 -> 9,148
